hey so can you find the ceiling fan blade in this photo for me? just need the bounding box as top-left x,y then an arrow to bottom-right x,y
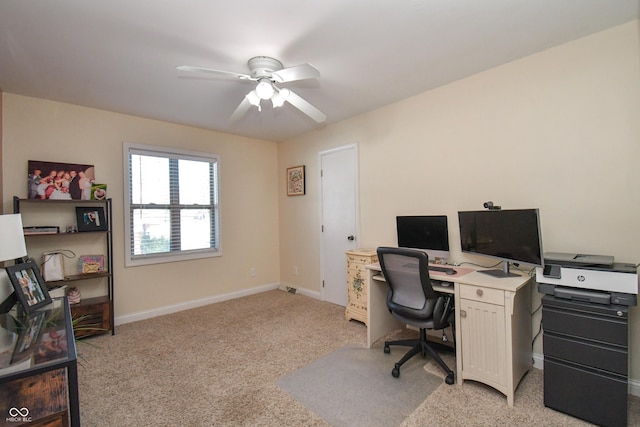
230,96 -> 253,122
283,89 -> 326,123
177,65 -> 252,80
271,63 -> 320,83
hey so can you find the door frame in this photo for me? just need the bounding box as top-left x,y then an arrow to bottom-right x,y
318,143 -> 360,303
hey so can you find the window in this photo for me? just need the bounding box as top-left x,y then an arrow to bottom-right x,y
124,143 -> 220,266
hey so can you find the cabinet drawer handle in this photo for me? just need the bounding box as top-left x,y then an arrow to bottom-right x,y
460,310 -> 467,318
476,289 -> 483,297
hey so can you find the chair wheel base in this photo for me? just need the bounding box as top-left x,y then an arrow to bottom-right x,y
445,373 -> 454,385
391,365 -> 400,378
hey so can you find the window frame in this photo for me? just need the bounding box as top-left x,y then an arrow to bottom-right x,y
123,142 -> 221,267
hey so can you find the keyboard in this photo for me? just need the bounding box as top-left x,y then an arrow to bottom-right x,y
428,265 -> 457,275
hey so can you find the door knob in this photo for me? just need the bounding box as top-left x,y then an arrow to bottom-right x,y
347,235 -> 355,241
460,310 -> 467,318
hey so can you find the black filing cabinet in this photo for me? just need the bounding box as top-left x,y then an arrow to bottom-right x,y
542,295 -> 629,427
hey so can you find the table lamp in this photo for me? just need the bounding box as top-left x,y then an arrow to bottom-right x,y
0,214 -> 28,313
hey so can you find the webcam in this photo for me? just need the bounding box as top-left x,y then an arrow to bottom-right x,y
483,201 -> 501,210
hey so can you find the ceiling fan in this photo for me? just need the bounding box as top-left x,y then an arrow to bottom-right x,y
177,56 -> 326,123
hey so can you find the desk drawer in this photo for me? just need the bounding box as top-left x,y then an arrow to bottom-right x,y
544,357 -> 627,427
542,297 -> 628,346
544,332 -> 627,375
346,252 -> 378,266
459,284 -> 503,305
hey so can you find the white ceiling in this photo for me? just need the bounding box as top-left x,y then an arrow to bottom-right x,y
0,1 -> 638,142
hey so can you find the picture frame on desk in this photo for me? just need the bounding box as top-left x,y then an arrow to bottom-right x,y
5,261 -> 52,314
34,326 -> 68,364
75,206 -> 107,232
11,311 -> 46,364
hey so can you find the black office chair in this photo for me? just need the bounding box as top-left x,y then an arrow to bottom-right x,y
377,246 -> 455,385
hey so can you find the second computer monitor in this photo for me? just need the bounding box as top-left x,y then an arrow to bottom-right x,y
396,215 -> 450,261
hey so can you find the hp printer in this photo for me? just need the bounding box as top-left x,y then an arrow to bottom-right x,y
536,252 -> 638,306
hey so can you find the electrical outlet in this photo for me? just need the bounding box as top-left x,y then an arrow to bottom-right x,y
293,266 -> 298,275
250,267 -> 256,277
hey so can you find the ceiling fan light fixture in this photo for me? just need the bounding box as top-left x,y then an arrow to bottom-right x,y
246,90 -> 261,111
272,88 -> 291,108
271,92 -> 284,108
179,56 -> 324,122
255,80 -> 274,100
279,88 -> 291,99
272,95 -> 284,108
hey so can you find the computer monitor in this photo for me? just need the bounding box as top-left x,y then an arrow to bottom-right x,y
396,215 -> 450,261
458,208 -> 544,278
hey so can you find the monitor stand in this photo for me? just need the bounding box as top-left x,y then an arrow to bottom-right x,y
479,261 -> 519,278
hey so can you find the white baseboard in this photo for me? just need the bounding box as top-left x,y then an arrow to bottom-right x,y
532,351 -> 640,397
277,283 -> 322,300
293,287 -> 322,299
533,351 -> 544,370
114,282 -> 280,326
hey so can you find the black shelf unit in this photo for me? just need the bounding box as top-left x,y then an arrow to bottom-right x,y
13,196 -> 114,338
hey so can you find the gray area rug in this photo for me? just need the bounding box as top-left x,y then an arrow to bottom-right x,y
277,345 -> 441,427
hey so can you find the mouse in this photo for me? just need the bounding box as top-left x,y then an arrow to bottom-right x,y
446,268 -> 456,275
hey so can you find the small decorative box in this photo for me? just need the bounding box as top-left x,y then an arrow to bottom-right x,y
78,255 -> 105,274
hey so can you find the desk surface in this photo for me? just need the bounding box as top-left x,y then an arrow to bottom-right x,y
367,262 -> 531,293
367,261 -> 473,277
369,269 -> 455,294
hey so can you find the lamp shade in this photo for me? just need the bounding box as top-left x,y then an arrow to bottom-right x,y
0,214 -> 27,262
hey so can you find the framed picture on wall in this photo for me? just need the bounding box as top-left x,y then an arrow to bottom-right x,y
287,165 -> 305,196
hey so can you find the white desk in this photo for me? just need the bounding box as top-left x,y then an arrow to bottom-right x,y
365,263 -> 532,406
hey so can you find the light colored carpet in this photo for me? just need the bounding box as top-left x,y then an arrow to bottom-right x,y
76,290 -> 640,426
277,344 -> 441,427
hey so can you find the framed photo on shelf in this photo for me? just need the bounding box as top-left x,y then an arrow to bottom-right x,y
91,183 -> 107,200
5,261 -> 52,313
287,165 -> 305,196
75,206 -> 107,232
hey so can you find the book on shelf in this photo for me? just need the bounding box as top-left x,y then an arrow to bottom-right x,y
23,226 -> 60,235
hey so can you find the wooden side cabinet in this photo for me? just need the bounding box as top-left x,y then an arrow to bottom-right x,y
458,285 -> 507,386
345,249 -> 378,325
455,277 -> 532,407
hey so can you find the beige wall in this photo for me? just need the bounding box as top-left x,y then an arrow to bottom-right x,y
278,21 -> 640,378
2,95 -> 280,318
2,20 -> 639,381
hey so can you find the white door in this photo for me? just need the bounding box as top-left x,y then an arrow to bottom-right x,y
320,144 -> 358,306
